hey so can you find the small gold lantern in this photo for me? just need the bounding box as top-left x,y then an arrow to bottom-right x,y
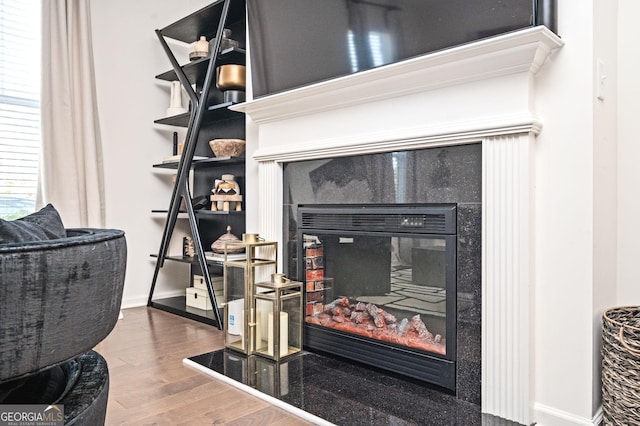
253,273 -> 303,361
222,233 -> 277,355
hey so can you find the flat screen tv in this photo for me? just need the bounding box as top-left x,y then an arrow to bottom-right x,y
247,0 -> 557,98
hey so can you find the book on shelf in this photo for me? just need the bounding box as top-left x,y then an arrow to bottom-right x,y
204,251 -> 246,261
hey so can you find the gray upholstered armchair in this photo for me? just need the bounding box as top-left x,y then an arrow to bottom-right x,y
0,228 -> 126,425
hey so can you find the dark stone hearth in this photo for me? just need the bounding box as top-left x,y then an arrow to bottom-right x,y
189,349 -> 520,426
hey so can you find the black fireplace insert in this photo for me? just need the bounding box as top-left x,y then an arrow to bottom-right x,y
297,204 -> 457,390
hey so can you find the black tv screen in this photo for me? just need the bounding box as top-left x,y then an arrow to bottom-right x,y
248,0 -> 556,98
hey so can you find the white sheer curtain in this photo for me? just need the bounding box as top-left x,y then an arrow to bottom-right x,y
38,0 -> 105,227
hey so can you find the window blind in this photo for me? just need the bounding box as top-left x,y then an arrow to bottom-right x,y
0,0 -> 40,218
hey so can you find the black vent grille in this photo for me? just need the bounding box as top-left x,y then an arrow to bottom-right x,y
299,205 -> 456,235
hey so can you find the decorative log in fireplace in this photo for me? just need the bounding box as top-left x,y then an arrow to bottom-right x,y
308,297 -> 446,355
297,204 -> 457,390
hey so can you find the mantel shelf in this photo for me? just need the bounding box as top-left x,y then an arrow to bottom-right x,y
231,26 -> 563,125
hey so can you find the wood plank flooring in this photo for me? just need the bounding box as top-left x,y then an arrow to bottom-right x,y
94,307 -> 313,426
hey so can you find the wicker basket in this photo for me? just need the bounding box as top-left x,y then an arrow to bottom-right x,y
602,306 -> 640,425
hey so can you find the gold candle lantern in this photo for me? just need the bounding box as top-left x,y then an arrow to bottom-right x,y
253,273 -> 303,361
222,234 -> 277,355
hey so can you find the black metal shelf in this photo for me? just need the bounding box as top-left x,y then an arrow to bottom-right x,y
196,209 -> 245,218
151,209 -> 245,219
150,296 -> 220,327
152,155 -> 245,169
159,0 -> 245,43
152,209 -> 187,213
154,102 -> 242,127
150,254 -> 230,267
155,48 -> 246,84
149,0 -> 246,330
151,210 -> 189,220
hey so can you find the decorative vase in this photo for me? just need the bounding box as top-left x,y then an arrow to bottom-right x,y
209,29 -> 241,53
183,236 -> 195,257
189,36 -> 209,61
211,225 -> 244,254
166,81 -> 187,116
216,65 -> 246,103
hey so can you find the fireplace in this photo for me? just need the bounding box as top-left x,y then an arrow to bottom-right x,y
297,204 -> 458,390
281,144 -> 482,402
233,27 -> 564,424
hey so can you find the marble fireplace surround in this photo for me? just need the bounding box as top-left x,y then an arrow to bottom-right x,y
233,26 -> 564,425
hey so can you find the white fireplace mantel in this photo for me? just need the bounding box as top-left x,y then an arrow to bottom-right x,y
235,26 -> 564,425
232,26 -> 562,125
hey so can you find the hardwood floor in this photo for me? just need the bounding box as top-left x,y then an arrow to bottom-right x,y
95,307 -> 314,426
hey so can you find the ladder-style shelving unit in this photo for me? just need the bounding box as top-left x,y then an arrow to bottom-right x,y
147,0 -> 246,329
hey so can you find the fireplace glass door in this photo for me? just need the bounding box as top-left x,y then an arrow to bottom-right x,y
302,232 -> 455,357
297,204 -> 457,388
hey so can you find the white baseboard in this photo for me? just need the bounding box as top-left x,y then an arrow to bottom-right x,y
533,403 -> 602,426
120,296 -> 148,309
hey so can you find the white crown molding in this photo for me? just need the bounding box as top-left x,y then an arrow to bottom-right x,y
232,26 -> 563,125
253,113 -> 542,162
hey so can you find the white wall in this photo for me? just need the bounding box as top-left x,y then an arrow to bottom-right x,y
527,0 -> 626,422
533,1 -> 599,419
91,0 -> 212,307
533,0 -> 620,422
591,0 -> 618,415
617,0 -> 640,305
